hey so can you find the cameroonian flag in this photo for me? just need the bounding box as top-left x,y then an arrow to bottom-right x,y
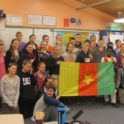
59,62 -> 115,96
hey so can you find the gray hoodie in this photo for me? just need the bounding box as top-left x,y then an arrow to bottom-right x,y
93,47 -> 106,63
0,75 -> 20,107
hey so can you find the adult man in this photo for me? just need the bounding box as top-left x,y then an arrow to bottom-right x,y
28,34 -> 37,50
89,40 -> 96,55
93,39 -> 106,62
38,35 -> 53,53
16,32 -> 26,52
114,39 -> 121,57
75,34 -> 82,49
90,35 -> 98,47
69,37 -> 79,54
56,34 -> 62,42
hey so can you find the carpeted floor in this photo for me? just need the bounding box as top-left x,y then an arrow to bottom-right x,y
24,102 -> 124,124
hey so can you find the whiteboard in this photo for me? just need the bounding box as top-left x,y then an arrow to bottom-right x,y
110,34 -> 123,49
34,29 -> 55,46
0,28 -> 33,50
103,36 -> 108,48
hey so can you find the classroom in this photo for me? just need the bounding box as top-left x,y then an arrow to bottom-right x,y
0,0 -> 124,124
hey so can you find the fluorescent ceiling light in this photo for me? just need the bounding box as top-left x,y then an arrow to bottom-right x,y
114,18 -> 124,23
76,0 -> 112,11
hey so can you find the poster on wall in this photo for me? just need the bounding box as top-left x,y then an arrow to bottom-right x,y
70,18 -> 76,24
54,31 -> 99,46
64,18 -> 69,27
76,19 -> 81,26
28,15 -> 42,25
55,31 -> 89,45
6,14 -> 23,26
43,16 -> 56,26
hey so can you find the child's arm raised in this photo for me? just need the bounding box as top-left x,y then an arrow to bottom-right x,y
44,93 -> 62,106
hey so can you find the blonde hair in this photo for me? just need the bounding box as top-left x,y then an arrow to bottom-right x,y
52,46 -> 61,58
0,40 -> 4,45
81,42 -> 89,48
120,43 -> 124,47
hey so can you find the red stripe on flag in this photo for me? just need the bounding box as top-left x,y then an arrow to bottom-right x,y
78,63 -> 98,96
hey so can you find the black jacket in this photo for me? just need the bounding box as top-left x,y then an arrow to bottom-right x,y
21,41 -> 38,54
5,50 -> 20,70
17,71 -> 38,104
75,42 -> 82,49
18,50 -> 38,72
48,56 -> 64,75
76,51 -> 91,63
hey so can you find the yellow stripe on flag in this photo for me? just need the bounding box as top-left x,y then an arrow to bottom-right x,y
59,62 -> 79,96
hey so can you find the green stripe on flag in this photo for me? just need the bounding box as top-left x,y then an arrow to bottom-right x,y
98,62 -> 115,95
59,62 -> 79,96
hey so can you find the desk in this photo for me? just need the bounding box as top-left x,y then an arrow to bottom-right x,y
0,114 -> 24,124
44,122 -> 57,124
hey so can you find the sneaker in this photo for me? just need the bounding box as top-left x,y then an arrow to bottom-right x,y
76,102 -> 81,106
31,116 -> 35,122
103,101 -> 109,106
112,103 -> 119,108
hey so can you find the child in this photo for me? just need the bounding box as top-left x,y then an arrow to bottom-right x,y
5,39 -> 19,70
116,57 -> 124,104
53,79 -> 70,113
17,59 -> 38,119
76,43 -> 91,63
76,44 -> 92,105
53,79 -> 60,100
62,43 -> 76,62
18,43 -> 38,72
39,76 -> 54,96
48,46 -> 64,79
34,62 -> 46,90
37,41 -> 51,75
32,83 -> 61,122
0,63 -> 20,114
101,46 -> 119,108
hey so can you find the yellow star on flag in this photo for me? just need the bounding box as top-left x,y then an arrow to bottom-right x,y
82,74 -> 94,85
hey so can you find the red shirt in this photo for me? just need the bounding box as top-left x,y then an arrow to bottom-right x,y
34,72 -> 46,89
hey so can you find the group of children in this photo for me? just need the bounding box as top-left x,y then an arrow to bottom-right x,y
0,31 -> 124,122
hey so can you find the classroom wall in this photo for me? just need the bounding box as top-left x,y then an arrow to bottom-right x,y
0,0 -> 115,30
